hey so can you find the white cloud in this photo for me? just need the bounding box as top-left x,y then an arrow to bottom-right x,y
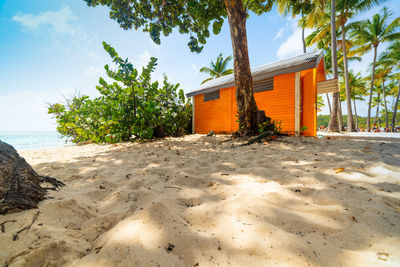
12,6 -> 93,54
137,50 -> 151,69
274,28 -> 284,40
276,21 -> 312,59
13,6 -> 79,36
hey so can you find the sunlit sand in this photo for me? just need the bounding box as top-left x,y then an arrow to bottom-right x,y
1,135 -> 399,266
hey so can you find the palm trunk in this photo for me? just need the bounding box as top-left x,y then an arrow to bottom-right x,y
353,98 -> 358,130
391,81 -> 400,132
375,92 -> 380,128
382,81 -> 388,129
326,93 -> 332,115
225,0 -> 259,136
341,24 -> 355,131
301,12 -> 306,54
328,0 -> 340,132
338,99 -> 344,130
367,45 -> 378,132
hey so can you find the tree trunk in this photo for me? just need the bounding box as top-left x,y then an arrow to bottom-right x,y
353,98 -> 358,130
0,141 -> 64,214
367,45 -> 378,132
338,99 -> 344,130
391,81 -> 400,132
225,0 -> 259,136
341,24 -> 355,132
328,0 -> 340,132
301,12 -> 306,53
375,92 -> 380,128
382,81 -> 389,129
326,93 -> 332,115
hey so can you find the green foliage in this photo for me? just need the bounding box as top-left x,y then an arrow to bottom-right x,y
83,0 -> 274,53
300,126 -> 308,133
258,117 -> 282,134
200,53 -> 233,84
48,42 -> 192,143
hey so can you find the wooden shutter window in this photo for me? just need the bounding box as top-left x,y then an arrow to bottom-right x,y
253,78 -> 274,93
204,90 -> 220,102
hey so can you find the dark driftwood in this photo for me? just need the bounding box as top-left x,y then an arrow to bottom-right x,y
0,141 -> 64,214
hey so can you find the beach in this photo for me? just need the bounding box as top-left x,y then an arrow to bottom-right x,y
1,135 -> 400,266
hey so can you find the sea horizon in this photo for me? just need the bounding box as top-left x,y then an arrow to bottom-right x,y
0,130 -> 71,151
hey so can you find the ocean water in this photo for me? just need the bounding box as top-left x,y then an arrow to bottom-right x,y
0,131 -> 70,151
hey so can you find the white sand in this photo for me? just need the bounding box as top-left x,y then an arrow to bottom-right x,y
318,131 -> 400,139
1,135 -> 400,266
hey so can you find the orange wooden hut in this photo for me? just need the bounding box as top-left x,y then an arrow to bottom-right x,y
187,51 -> 338,136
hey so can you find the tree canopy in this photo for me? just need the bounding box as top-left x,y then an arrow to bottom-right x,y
84,0 -> 273,53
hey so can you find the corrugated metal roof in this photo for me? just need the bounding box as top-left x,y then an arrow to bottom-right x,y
187,50 -> 324,97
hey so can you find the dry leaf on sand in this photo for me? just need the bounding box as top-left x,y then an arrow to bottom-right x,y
334,167 -> 345,173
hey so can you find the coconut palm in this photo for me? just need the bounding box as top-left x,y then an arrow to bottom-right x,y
335,0 -> 381,132
349,8 -> 400,131
339,70 -> 366,130
276,0 -> 314,53
199,53 -> 233,85
304,3 -> 341,131
374,62 -> 393,129
379,41 -> 400,131
317,95 -> 325,112
306,22 -> 362,130
371,88 -> 383,128
328,0 -> 341,132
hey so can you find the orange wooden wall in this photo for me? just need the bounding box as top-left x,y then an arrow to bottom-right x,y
194,64 -> 325,136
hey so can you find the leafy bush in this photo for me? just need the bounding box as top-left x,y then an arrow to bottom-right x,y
48,42 -> 192,143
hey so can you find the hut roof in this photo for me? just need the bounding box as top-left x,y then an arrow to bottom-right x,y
187,51 -> 324,97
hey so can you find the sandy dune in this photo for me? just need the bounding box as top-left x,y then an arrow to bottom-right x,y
1,135 -> 400,266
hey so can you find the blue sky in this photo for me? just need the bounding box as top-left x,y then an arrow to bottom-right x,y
0,0 -> 398,131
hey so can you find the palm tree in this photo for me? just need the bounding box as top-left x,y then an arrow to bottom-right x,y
307,20 -> 359,131
339,70 -> 366,130
349,8 -> 400,131
304,1 -> 341,131
317,95 -> 325,112
371,88 -> 383,128
379,41 -> 400,131
276,0 -> 314,53
335,0 -> 380,132
374,62 -> 393,129
199,53 -> 233,84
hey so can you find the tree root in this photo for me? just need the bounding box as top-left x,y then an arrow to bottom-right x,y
13,211 -> 40,241
39,175 -> 65,189
236,131 -> 276,147
0,220 -> 16,233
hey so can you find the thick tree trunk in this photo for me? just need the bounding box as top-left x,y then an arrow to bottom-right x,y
0,141 -> 64,214
341,24 -> 355,132
382,81 -> 389,129
328,0 -> 340,132
326,93 -> 332,115
367,45 -> 378,132
353,98 -> 358,131
391,81 -> 400,132
225,0 -> 259,136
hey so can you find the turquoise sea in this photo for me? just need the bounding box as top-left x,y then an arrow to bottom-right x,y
0,131 -> 70,151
